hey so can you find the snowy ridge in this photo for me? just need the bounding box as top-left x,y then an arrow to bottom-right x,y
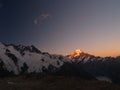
0,43 -> 69,75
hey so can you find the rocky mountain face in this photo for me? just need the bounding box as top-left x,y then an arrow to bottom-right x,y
67,49 -> 120,83
0,43 -> 68,75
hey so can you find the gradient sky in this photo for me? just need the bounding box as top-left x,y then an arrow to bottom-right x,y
0,0 -> 120,57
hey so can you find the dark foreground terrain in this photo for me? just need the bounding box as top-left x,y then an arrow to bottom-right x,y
0,74 -> 120,90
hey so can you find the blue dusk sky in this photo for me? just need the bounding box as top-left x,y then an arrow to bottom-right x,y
0,0 -> 120,57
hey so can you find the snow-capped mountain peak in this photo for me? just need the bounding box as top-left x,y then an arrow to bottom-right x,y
74,49 -> 82,54
66,49 -> 96,63
67,49 -> 83,58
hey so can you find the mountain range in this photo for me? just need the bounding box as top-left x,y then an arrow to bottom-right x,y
67,49 -> 120,83
0,43 -> 120,83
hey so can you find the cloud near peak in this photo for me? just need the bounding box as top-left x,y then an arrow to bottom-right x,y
33,13 -> 51,25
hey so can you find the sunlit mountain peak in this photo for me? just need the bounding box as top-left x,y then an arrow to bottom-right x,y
74,49 -> 82,54
67,49 -> 83,58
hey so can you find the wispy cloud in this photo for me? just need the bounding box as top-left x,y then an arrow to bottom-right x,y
33,13 -> 51,25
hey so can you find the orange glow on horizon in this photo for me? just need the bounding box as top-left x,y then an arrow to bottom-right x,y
64,49 -> 120,58
88,50 -> 120,57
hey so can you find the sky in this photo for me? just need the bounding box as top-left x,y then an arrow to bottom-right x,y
0,0 -> 120,57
